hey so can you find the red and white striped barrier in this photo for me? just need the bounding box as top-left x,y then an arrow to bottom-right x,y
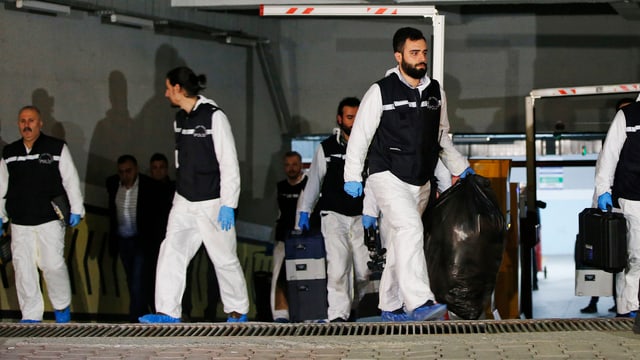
530,83 -> 640,98
260,5 -> 437,17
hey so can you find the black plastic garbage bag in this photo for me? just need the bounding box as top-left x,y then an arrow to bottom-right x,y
424,174 -> 506,319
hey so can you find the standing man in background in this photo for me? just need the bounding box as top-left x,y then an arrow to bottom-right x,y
270,151 -> 310,323
298,97 -> 370,323
0,105 -> 84,323
594,94 -> 640,320
344,27 -> 474,322
139,66 -> 249,323
107,154 -> 171,322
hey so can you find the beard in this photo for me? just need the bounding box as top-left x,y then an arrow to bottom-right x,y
401,59 -> 427,80
339,122 -> 352,136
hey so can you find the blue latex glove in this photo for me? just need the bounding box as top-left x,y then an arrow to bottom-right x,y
362,215 -> 377,229
598,192 -> 613,211
344,181 -> 363,198
69,214 -> 81,227
459,167 -> 476,179
218,206 -> 235,231
298,212 -> 310,231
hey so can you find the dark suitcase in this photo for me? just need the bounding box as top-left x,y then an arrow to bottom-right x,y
579,207 -> 627,273
285,230 -> 328,322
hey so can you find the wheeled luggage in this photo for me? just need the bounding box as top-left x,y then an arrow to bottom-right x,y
285,230 -> 328,322
578,208 -> 627,273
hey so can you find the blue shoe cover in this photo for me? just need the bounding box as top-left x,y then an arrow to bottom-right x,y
19,319 -> 42,324
411,301 -> 447,321
381,309 -> 411,322
138,314 -> 181,323
227,313 -> 248,323
54,306 -> 71,323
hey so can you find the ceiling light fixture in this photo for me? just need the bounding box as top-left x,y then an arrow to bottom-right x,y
106,13 -> 154,30
15,0 -> 71,15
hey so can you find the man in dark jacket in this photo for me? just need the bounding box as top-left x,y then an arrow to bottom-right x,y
107,154 -> 171,322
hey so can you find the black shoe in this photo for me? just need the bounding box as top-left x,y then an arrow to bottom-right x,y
580,304 -> 597,314
609,305 -> 617,313
330,317 -> 346,323
633,315 -> 640,334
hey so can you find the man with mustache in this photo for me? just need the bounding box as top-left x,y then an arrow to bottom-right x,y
298,97 -> 370,322
343,27 -> 474,322
0,105 -> 84,323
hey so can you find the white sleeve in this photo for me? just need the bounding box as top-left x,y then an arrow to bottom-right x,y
437,88 -> 470,176
297,145 -> 325,214
362,182 -> 379,217
595,110 -> 627,197
0,159 -> 8,222
212,110 -> 241,208
344,84 -> 383,182
59,144 -> 85,217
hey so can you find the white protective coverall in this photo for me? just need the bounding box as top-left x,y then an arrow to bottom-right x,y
594,93 -> 640,315
154,96 -> 249,319
344,67 -> 469,313
299,129 -> 370,321
0,144 -> 85,321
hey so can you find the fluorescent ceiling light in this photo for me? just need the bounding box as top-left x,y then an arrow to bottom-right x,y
108,13 -> 154,30
16,0 -> 71,15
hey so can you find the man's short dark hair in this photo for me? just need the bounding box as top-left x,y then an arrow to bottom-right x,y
283,151 -> 302,162
337,97 -> 360,116
150,152 -> 168,164
117,154 -> 137,166
393,27 -> 426,53
18,105 -> 41,116
616,97 -> 635,111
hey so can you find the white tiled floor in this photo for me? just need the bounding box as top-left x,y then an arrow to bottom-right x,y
532,254 -> 617,319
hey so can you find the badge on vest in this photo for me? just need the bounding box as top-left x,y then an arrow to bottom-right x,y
38,153 -> 54,164
425,97 -> 441,111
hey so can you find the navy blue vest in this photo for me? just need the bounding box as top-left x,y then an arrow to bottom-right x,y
613,101 -> 640,204
317,136 -> 363,216
368,73 -> 442,186
2,133 -> 66,225
174,103 -> 222,201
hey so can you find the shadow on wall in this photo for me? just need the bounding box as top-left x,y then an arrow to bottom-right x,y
86,70 -> 134,192
443,73 -> 474,133
32,88 -> 65,141
133,44 -> 186,175
84,44 -> 185,206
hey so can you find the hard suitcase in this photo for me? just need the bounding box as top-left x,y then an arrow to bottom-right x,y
285,230 -> 328,322
575,233 -> 614,296
578,208 -> 627,273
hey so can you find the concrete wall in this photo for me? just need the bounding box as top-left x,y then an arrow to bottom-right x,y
1,2 -> 639,229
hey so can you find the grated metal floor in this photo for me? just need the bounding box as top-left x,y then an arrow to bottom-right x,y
0,318 -> 633,338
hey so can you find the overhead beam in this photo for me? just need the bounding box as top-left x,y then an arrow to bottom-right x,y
171,0 -> 632,9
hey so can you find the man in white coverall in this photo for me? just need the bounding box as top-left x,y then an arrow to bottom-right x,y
139,66 -> 249,323
594,94 -> 640,322
298,97 -> 370,322
0,105 -> 84,323
344,27 -> 474,322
